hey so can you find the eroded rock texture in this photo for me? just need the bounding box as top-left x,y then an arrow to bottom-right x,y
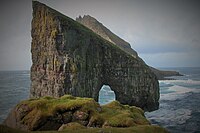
76,15 -> 182,80
76,15 -> 138,58
30,1 -> 159,111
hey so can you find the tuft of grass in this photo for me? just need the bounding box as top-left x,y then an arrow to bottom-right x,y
100,101 -> 150,127
19,95 -> 100,115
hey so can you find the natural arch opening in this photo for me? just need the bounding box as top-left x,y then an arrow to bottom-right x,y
98,85 -> 116,105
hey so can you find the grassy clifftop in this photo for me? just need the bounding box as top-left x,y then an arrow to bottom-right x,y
2,95 -> 169,133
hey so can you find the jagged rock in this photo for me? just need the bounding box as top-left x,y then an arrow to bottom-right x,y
58,122 -> 86,131
30,1 -> 159,111
62,112 -> 73,124
73,111 -> 89,121
72,111 -> 89,126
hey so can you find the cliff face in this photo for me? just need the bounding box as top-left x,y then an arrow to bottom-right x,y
30,1 -> 159,111
76,15 -> 138,58
76,15 -> 182,80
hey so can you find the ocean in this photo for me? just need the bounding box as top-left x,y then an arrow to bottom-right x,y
0,67 -> 200,133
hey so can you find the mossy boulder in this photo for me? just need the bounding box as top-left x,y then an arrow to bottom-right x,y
3,95 -> 167,132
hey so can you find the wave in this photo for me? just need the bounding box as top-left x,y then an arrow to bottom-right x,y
20,73 -> 30,76
146,108 -> 192,126
160,79 -> 200,85
160,85 -> 200,101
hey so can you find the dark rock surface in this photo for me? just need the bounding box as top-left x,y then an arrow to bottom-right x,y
76,15 -> 138,58
76,15 -> 183,80
30,1 -> 159,111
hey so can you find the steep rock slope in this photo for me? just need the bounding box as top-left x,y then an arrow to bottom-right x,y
76,15 -> 182,80
76,15 -> 138,58
30,1 -> 159,111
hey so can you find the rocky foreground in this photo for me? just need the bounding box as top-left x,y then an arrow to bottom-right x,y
2,95 -> 169,133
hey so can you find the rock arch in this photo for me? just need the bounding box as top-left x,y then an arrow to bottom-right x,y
98,85 -> 115,105
30,1 -> 159,111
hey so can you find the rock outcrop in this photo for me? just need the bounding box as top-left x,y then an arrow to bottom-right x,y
76,15 -> 182,80
149,67 -> 183,80
3,95 -> 168,132
30,1 -> 159,111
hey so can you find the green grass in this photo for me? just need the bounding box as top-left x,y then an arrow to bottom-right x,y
0,124 -> 169,133
100,101 -> 150,127
19,95 -> 99,117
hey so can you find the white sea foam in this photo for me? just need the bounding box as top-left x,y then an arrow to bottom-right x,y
21,73 -> 30,76
160,85 -> 200,101
160,79 -> 200,85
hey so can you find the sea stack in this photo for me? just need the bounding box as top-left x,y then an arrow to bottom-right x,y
30,1 -> 159,111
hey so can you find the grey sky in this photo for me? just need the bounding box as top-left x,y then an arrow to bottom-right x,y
0,0 -> 200,70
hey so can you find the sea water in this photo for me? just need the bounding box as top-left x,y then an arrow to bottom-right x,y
145,67 -> 200,133
0,71 -> 30,123
0,67 -> 200,133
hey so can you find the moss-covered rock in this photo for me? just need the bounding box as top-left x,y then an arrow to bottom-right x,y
3,95 -> 168,132
101,101 -> 150,127
0,124 -> 170,133
58,122 -> 86,131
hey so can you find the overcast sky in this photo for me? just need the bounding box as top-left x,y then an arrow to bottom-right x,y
0,0 -> 200,70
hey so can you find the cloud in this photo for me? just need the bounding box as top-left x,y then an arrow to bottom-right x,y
140,51 -> 200,67
102,0 -> 200,56
0,34 -> 31,70
0,0 -> 200,70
